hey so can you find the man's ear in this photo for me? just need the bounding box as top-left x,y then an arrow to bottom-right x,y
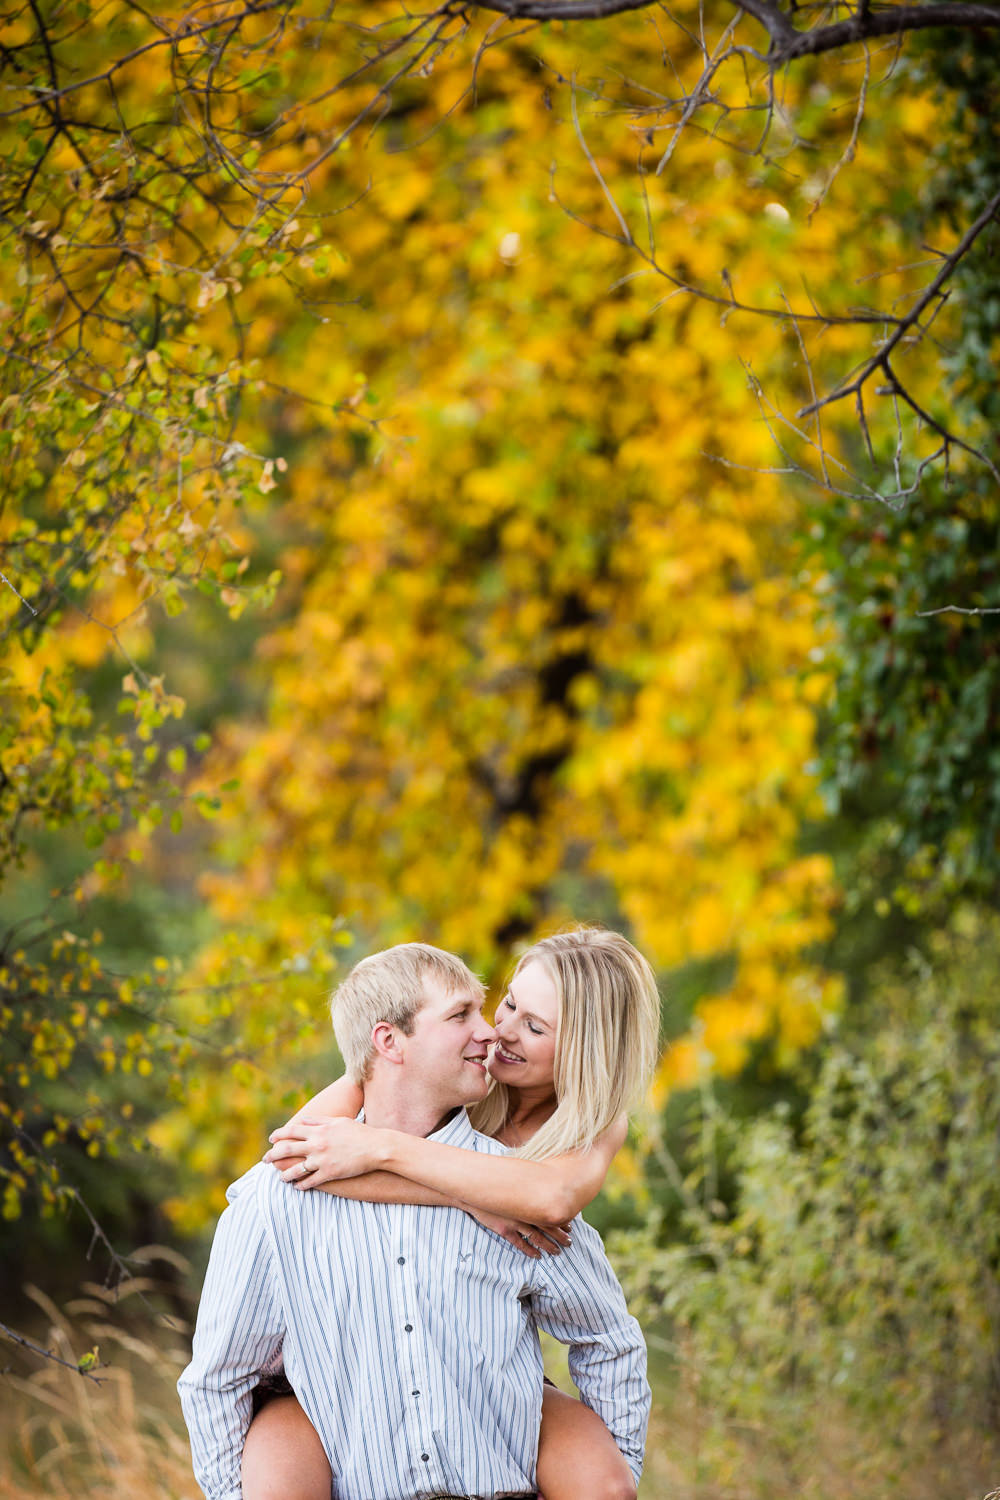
371,1020 -> 405,1066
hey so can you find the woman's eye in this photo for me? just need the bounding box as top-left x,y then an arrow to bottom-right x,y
504,996 -> 515,1012
527,1022 -> 542,1035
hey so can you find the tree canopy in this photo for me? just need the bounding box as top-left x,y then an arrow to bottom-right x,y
2,0 -> 998,1273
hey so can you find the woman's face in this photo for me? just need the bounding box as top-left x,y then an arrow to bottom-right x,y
488,959 -> 559,1092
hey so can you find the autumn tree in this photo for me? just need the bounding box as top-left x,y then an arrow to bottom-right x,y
152,10 -> 972,1214
2,0 -> 998,1303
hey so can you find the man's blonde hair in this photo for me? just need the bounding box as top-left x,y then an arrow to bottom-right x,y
331,942 -> 485,1085
470,927 -> 660,1159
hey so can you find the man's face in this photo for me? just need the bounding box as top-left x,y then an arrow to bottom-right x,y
396,978 -> 495,1113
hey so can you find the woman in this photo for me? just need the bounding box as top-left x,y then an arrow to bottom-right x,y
254,927 -> 660,1500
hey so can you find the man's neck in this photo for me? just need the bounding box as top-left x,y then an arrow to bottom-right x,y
361,1074 -> 456,1138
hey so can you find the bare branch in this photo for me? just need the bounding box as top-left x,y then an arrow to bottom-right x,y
772,1 -> 1000,60
0,1320 -> 105,1382
807,42 -> 871,218
571,80 -> 634,244
0,0 -> 289,118
654,18 -> 741,174
0,572 -> 37,614
465,0 -> 1000,63
793,185 -> 1000,475
467,0 -> 665,18
916,605 -> 1000,617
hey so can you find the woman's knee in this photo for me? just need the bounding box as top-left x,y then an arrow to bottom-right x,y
241,1395 -> 332,1500
591,1476 -> 637,1500
535,1385 -> 636,1500
538,1450 -> 636,1500
559,1466 -> 636,1500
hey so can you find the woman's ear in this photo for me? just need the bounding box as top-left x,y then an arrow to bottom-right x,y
371,1020 -> 405,1066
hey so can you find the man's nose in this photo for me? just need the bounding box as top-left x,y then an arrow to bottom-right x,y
474,1018 -> 496,1044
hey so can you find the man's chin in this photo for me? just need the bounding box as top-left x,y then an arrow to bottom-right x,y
461,1062 -> 490,1100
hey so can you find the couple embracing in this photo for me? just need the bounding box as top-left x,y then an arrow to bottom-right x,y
179,927 -> 658,1500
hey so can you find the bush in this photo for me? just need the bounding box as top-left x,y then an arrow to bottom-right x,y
618,912 -> 1000,1478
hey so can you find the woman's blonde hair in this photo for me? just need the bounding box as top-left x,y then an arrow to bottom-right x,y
469,926 -> 660,1160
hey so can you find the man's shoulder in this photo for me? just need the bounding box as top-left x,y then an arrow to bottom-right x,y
223,1159 -> 271,1209
225,1159 -> 314,1214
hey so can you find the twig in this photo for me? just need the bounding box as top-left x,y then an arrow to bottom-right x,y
0,1321 -> 105,1383
916,605 -> 1000,617
0,573 -> 37,614
798,186 -> 1000,420
0,0 -> 288,118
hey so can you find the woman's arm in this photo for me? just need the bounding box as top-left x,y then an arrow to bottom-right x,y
265,1113 -> 628,1227
315,1172 -> 568,1258
266,1083 -> 571,1256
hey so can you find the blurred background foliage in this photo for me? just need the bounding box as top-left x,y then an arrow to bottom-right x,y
1,0 -> 998,1493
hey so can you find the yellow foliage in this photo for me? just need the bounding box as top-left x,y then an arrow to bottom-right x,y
2,0 -> 953,1221
151,7 -> 929,1193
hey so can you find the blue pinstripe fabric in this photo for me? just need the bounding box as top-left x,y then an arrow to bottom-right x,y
178,1109 -> 650,1500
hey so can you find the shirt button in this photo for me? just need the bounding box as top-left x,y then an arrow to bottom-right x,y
412,1389 -> 420,1397
404,1323 -> 413,1332
420,1453 -> 429,1462
397,1256 -> 405,1265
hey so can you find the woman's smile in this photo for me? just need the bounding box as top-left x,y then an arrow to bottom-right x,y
486,960 -> 559,1087
492,1040 -> 525,1065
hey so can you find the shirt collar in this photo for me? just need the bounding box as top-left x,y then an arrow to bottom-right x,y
429,1107 -> 476,1147
356,1105 -> 476,1148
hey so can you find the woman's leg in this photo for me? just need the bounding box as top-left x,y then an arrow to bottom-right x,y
535,1383 -> 637,1500
241,1395 -> 333,1500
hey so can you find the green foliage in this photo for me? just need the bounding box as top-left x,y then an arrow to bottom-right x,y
616,912 -> 1000,1440
810,483 -> 1000,886
0,0 -> 339,1244
809,43 -> 1000,898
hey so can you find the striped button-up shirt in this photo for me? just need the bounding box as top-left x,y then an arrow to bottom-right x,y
178,1108 -> 650,1500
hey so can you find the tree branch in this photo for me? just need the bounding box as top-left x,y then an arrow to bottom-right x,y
464,0 -> 1000,59
0,0 -> 288,118
796,185 -> 1000,474
916,605 -> 1000,616
0,1320 -> 105,1382
463,0 -> 661,17
774,1 -> 1000,59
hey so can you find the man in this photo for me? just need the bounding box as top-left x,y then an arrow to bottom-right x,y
178,943 -> 650,1500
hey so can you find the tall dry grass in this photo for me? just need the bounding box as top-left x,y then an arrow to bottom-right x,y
2,1266 -> 199,1500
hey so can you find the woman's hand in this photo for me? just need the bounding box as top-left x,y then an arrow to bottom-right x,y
264,1116 -> 382,1189
466,1208 -> 572,1259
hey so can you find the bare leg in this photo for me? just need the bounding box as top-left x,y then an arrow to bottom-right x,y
241,1395 -> 333,1500
535,1383 -> 636,1500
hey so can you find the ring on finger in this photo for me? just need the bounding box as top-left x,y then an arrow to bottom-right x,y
300,1160 -> 309,1177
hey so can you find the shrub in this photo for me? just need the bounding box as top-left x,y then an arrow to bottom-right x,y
618,911 -> 1000,1465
